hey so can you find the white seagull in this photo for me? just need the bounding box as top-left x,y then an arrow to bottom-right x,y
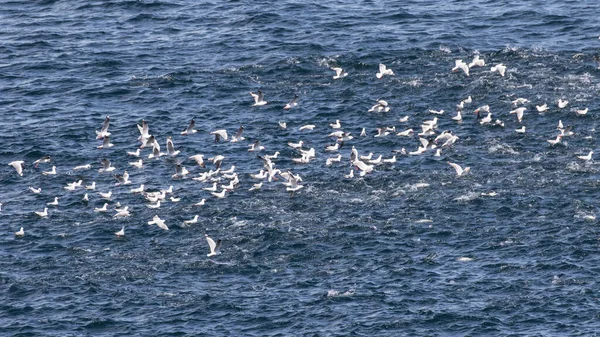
332,67 -> 348,79
376,63 -> 394,79
448,162 -> 470,176
283,94 -> 299,110
490,63 -> 507,77
250,90 -> 267,106
181,118 -> 197,135
8,161 -> 25,176
452,59 -> 469,76
148,215 -> 168,230
205,233 -> 222,257
577,151 -> 593,161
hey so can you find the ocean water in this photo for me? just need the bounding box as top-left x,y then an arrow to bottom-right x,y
2,0 -> 600,336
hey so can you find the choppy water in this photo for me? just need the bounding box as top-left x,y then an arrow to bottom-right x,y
2,1 -> 600,336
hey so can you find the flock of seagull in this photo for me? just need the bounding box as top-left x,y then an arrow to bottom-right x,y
4,54 -> 595,256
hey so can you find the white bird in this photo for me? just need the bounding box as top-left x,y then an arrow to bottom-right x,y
452,59 -> 469,76
35,207 -> 48,217
8,161 -> 25,176
577,151 -> 593,161
82,193 -> 89,202
452,110 -> 462,122
195,199 -> 206,206
172,164 -> 189,179
515,126 -> 526,134
512,98 -> 529,106
576,108 -> 588,116
278,121 -> 287,129
360,128 -> 366,137
344,169 -> 354,178
29,186 -> 41,194
211,189 -> 227,199
429,109 -> 444,115
42,166 -> 57,175
299,124 -> 315,131
94,203 -> 109,212
468,54 -> 485,68
283,94 -> 299,110
368,99 -> 391,113
448,162 -> 470,176
184,215 -> 199,225
210,129 -> 228,142
181,118 -> 197,135
114,207 -> 131,218
376,63 -> 394,79
332,67 -> 348,79
98,158 -> 115,173
479,113 -> 493,125
47,197 -> 59,206
248,141 -> 265,152
84,182 -> 96,190
148,215 -> 168,230
129,159 -> 143,169
205,233 -> 222,257
203,182 -> 218,192
147,201 -> 161,209
189,154 -> 206,168
127,148 -> 141,157
15,227 -> 24,237
33,155 -> 51,167
510,107 -> 526,123
399,116 -> 409,123
114,171 -> 131,186
95,115 -> 111,139
250,90 -> 267,106
396,129 -> 414,137
115,226 -> 125,237
536,104 -> 549,112
329,120 -> 341,129
98,191 -> 112,200
490,63 -> 507,77
352,159 -> 374,176
547,134 -> 563,145
326,154 -> 342,166
97,136 -> 114,149
288,140 -> 304,149
230,126 -> 245,143
558,99 -> 569,109
137,119 -> 150,142
73,164 -> 92,171
130,184 -> 145,194
166,136 -> 180,156
249,182 -> 263,191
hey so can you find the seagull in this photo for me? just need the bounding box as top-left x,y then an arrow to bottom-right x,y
248,140 -> 265,152
396,129 -> 414,137
536,104 -> 549,112
148,215 -> 168,230
515,126 -> 526,134
283,94 -> 299,110
97,136 -> 114,149
29,186 -> 41,194
577,151 -> 593,161
344,169 -> 354,178
181,118 -> 197,135
352,159 -> 374,176
329,120 -> 341,129
33,155 -> 51,167
452,110 -> 462,122
368,99 -> 391,112
479,113 -> 493,125
376,63 -> 394,79
332,67 -> 348,79
114,206 -> 131,218
99,159 -> 115,173
147,201 -> 161,209
166,136 -> 180,156
288,140 -> 304,149
42,166 -> 57,175
8,161 -> 25,176
47,197 -> 59,206
576,108 -> 588,116
15,227 -> 24,237
184,215 -> 199,225
82,193 -> 89,202
95,115 -> 110,139
468,54 -> 485,68
35,207 -> 48,217
452,59 -> 469,76
115,171 -> 131,185
490,63 -> 507,77
512,98 -> 529,106
249,182 -> 263,191
326,154 -> 342,166
205,233 -> 222,257
98,191 -> 112,200
94,203 -> 109,212
130,184 -> 145,194
211,189 -> 227,199
210,129 -> 228,142
85,182 -> 96,190
299,124 -> 315,131
399,116 -> 409,122
172,164 -> 189,179
73,164 -> 92,171
448,162 -> 470,176
510,107 -> 526,123
250,90 -> 267,106
558,99 -> 569,109
547,134 -> 563,146
429,109 -> 444,115
278,121 -> 287,129
137,119 -> 150,142
230,126 -> 245,142
127,148 -> 141,157
189,154 -> 206,168
195,199 -> 206,206
115,226 -> 125,237
129,159 -> 143,169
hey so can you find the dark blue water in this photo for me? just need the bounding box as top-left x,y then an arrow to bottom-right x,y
2,0 -> 600,335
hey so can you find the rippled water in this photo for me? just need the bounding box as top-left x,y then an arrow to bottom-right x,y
2,0 -> 600,335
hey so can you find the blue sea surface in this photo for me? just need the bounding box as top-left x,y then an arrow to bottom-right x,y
1,0 -> 600,336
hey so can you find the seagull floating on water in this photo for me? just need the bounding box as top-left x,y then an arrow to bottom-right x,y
376,63 -> 394,79
15,227 -> 24,237
490,63 -> 507,77
283,94 -> 299,110
115,226 -> 125,237
452,59 -> 469,76
148,215 -> 168,230
332,67 -> 348,79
